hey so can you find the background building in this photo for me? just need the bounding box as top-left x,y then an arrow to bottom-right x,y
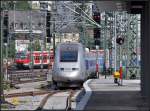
8,10 -> 47,51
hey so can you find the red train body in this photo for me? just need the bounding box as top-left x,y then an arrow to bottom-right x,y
15,50 -> 54,69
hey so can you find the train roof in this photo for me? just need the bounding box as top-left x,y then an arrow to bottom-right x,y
57,42 -> 83,47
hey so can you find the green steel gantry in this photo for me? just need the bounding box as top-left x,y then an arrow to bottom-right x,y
100,11 -> 140,79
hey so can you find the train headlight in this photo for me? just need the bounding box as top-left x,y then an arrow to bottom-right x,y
72,68 -> 79,71
60,68 -> 64,71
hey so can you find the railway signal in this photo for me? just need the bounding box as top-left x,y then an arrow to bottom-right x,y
3,11 -> 9,43
46,10 -> 51,43
93,12 -> 101,46
116,37 -> 124,45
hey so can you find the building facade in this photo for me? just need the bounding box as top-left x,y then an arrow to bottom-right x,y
8,10 -> 47,51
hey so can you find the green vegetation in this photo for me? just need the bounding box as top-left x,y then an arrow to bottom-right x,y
3,40 -> 16,58
1,104 -> 9,109
1,102 -> 15,109
1,1 -> 30,10
28,39 -> 41,51
15,1 -> 30,10
3,80 -> 11,91
84,35 -> 94,49
1,1 -> 14,10
34,39 -> 41,51
75,3 -> 95,48
8,41 -> 16,58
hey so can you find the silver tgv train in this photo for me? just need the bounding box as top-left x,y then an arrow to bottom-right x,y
51,42 -> 98,87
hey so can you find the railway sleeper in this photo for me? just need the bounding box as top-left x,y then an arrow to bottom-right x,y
10,79 -> 47,84
9,74 -> 46,79
11,77 -> 46,81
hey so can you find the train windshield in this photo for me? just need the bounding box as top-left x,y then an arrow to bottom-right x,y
16,52 -> 27,59
60,45 -> 78,62
60,51 -> 78,62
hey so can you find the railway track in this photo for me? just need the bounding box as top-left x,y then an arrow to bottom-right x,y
35,89 -> 78,111
9,69 -> 48,73
36,91 -> 60,110
7,69 -> 49,84
8,69 -> 48,74
4,88 -> 80,111
66,90 -> 76,111
10,78 -> 47,84
4,90 -> 53,98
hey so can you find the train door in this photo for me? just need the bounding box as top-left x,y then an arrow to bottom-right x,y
34,52 -> 40,65
43,52 -> 48,64
26,53 -> 31,64
50,51 -> 54,63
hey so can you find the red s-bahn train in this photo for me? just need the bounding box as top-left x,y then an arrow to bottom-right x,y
15,50 -> 54,69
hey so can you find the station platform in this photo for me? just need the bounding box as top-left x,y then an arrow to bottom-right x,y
81,76 -> 149,111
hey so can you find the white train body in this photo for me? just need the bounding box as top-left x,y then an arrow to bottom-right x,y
51,42 -> 103,87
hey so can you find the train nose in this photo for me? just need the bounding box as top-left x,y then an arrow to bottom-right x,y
16,59 -> 23,63
53,67 -> 82,81
60,67 -> 79,71
60,70 -> 79,77
59,67 -> 80,77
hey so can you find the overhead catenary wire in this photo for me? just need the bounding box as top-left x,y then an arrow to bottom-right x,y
62,2 -> 101,28
72,1 -> 101,28
56,16 -> 81,32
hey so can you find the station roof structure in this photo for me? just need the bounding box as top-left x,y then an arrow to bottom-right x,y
93,1 -> 127,12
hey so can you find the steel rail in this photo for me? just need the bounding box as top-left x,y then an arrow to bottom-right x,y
4,90 -> 53,98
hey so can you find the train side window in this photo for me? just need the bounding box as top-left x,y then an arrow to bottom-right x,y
35,56 -> 40,60
44,56 -> 47,60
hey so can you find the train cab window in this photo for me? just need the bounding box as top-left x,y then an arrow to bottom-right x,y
16,52 -> 27,59
15,53 -> 20,59
60,51 -> 78,62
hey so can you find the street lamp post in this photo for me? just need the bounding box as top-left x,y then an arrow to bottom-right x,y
53,22 -> 56,57
0,7 -> 5,103
52,1 -> 56,57
114,12 -> 117,72
40,6 -> 48,71
96,45 -> 99,78
29,3 -> 34,73
40,14 -> 44,71
4,43 -> 8,81
13,1 -> 16,31
104,12 -> 107,79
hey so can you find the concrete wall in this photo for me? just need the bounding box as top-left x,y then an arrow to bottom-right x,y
141,1 -> 150,107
